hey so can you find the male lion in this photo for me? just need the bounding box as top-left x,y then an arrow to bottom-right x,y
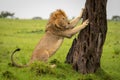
11,9 -> 89,68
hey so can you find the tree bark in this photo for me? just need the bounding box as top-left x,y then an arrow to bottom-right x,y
66,0 -> 107,74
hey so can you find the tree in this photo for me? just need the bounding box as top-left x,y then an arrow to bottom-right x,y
0,11 -> 14,18
66,0 -> 107,74
32,17 -> 42,20
112,15 -> 120,21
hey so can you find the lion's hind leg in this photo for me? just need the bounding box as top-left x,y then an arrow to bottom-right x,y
31,50 -> 49,62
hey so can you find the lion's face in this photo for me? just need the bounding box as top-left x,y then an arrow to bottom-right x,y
46,9 -> 70,31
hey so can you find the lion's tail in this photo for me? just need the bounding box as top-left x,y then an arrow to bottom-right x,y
11,48 -> 29,68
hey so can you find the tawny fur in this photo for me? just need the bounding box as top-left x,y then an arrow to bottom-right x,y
11,9 -> 89,68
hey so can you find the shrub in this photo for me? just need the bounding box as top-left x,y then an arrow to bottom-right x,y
2,71 -> 15,80
113,41 -> 120,55
30,62 -> 55,76
114,46 -> 120,55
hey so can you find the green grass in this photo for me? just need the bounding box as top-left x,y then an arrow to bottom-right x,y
0,18 -> 120,80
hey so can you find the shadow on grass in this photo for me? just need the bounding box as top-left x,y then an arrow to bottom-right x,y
95,68 -> 112,80
17,29 -> 44,34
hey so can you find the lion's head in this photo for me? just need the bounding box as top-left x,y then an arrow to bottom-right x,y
46,9 -> 70,32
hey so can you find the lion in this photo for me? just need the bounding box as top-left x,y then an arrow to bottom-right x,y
11,9 -> 89,68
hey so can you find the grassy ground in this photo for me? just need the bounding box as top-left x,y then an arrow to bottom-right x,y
0,19 -> 120,80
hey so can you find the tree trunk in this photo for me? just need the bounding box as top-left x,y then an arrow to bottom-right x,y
66,0 -> 107,74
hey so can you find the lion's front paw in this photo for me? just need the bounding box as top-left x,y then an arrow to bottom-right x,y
83,19 -> 89,27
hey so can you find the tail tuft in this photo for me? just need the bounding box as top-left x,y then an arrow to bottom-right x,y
15,48 -> 21,51
16,48 -> 21,51
13,48 -> 21,53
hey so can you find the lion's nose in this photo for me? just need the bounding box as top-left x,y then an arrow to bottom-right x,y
68,22 -> 70,24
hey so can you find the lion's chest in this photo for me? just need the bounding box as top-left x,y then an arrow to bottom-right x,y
35,33 -> 64,56
46,37 -> 64,56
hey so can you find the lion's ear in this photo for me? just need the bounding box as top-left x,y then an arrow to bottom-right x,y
52,13 -> 57,19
